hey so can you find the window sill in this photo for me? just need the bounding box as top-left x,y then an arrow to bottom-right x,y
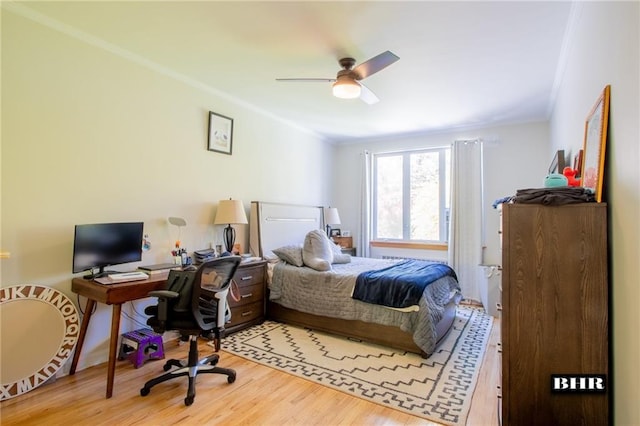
370,241 -> 448,251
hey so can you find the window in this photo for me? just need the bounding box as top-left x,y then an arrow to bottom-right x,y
373,147 -> 450,243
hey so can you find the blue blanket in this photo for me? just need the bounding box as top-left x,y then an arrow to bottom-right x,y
352,260 -> 458,309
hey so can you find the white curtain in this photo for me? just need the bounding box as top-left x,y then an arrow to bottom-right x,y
358,150 -> 372,257
448,139 -> 484,301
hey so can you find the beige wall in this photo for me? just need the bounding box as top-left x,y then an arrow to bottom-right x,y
549,2 -> 640,424
1,11 -> 333,368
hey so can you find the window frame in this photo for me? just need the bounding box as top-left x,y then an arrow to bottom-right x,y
372,147 -> 450,244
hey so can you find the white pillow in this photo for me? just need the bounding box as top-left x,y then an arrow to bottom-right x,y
302,229 -> 333,271
330,241 -> 351,264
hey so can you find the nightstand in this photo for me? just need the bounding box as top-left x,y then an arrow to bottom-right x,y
333,236 -> 355,256
341,247 -> 356,256
225,260 -> 267,334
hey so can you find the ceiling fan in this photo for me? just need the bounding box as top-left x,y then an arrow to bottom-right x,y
276,50 -> 399,104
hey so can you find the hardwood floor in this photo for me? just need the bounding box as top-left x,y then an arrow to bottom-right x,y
0,319 -> 500,425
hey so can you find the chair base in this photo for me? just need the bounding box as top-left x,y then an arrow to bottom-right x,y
140,335 -> 236,406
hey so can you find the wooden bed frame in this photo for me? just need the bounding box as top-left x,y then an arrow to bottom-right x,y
267,293 -> 462,356
250,201 -> 461,357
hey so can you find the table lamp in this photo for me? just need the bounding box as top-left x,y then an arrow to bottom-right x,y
323,207 -> 341,237
214,199 -> 248,253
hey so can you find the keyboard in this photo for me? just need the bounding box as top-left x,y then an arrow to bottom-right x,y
108,271 -> 149,282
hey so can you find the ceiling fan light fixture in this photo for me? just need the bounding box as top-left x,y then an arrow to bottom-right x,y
332,77 -> 361,99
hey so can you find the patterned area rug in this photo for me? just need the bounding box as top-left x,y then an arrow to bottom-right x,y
219,305 -> 492,425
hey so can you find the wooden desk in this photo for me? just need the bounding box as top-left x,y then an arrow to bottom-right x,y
70,274 -> 169,398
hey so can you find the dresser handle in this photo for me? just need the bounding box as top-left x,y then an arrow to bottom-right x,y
241,311 -> 253,317
241,293 -> 253,298
241,276 -> 252,281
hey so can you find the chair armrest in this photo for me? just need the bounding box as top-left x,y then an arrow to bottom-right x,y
148,290 -> 179,323
148,290 -> 179,299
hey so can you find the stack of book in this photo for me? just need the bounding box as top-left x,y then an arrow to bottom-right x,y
193,249 -> 216,264
138,263 -> 181,275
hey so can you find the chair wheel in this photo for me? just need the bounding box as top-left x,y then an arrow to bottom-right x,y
227,372 -> 236,384
140,388 -> 150,397
184,396 -> 194,406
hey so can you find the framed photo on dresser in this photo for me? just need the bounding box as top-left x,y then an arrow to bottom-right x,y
581,85 -> 610,202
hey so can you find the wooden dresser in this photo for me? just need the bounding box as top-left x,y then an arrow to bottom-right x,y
225,260 -> 267,334
501,203 -> 608,425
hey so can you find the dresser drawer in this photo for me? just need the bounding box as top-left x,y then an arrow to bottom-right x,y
228,282 -> 264,308
228,301 -> 263,328
233,264 -> 265,287
224,260 -> 267,334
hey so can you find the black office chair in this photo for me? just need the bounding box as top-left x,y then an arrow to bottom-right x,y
140,256 -> 241,406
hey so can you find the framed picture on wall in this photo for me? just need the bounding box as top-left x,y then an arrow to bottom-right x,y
207,111 -> 234,155
581,85 -> 610,202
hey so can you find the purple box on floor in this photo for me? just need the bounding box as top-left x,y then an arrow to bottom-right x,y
118,328 -> 164,368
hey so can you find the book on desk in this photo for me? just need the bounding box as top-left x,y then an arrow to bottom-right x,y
138,263 -> 182,275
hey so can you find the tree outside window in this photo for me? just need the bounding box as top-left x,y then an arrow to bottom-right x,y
373,148 -> 450,243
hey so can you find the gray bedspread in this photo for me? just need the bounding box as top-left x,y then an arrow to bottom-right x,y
269,257 -> 461,355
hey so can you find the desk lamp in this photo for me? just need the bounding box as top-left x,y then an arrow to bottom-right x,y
214,199 -> 248,253
324,207 -> 341,237
168,217 -> 186,248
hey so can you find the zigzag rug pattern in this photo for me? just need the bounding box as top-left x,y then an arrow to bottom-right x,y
220,305 -> 492,425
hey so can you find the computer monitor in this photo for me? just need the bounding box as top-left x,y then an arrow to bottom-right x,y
72,222 -> 144,279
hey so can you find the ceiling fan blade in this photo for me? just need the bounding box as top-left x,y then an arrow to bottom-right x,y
358,82 -> 379,105
353,51 -> 400,80
276,78 -> 335,82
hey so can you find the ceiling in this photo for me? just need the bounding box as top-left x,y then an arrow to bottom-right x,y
15,1 -> 574,143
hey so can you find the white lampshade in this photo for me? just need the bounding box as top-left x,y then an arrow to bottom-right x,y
332,76 -> 361,99
214,199 -> 248,225
324,207 -> 341,226
214,199 -> 248,253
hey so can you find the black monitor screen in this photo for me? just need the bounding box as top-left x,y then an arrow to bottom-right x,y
72,222 -> 144,275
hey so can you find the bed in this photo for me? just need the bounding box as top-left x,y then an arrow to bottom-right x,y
249,201 -> 462,357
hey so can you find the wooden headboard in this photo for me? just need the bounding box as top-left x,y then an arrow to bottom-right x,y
249,201 -> 323,258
